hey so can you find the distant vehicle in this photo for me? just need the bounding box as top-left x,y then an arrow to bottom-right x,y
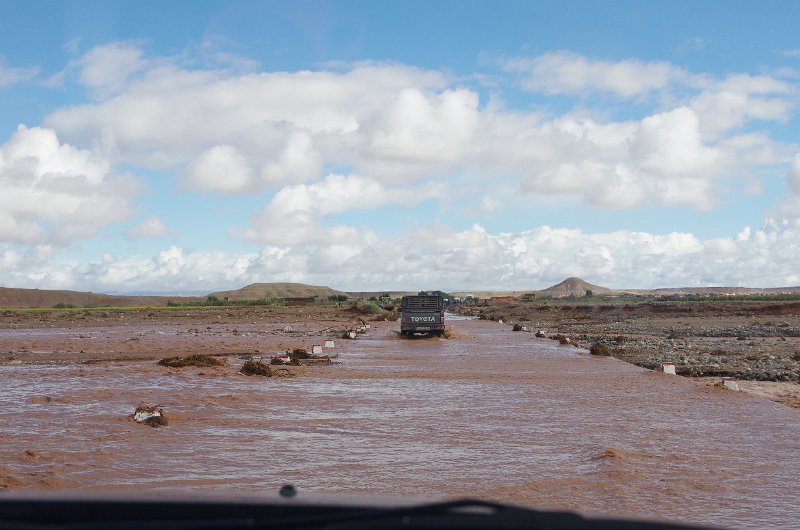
400,295 -> 445,337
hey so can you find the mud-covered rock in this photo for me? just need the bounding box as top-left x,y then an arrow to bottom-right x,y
131,404 -> 168,427
240,360 -> 272,376
157,354 -> 224,368
590,342 -> 611,356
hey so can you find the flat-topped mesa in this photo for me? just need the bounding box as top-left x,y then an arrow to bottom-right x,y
208,282 -> 347,302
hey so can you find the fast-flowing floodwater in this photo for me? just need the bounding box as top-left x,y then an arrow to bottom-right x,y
1,318 -> 798,529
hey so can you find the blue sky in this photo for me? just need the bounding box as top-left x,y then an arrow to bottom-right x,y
1,1 -> 800,293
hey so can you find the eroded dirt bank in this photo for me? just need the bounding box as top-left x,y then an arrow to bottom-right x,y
1,307 -> 798,529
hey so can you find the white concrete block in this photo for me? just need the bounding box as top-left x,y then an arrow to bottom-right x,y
662,362 -> 676,375
721,377 -> 739,391
324,340 -> 335,348
312,345 -> 322,355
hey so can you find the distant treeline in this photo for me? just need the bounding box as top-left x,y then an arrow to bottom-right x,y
656,293 -> 800,302
478,292 -> 800,307
164,294 -> 350,307
513,293 -> 800,305
165,296 -> 286,307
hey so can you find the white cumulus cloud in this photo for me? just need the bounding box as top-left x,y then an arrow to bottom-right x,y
244,173 -> 445,246
690,74 -> 794,138
501,51 -> 688,98
75,41 -> 148,97
0,125 -> 135,244
4,218 -> 800,293
0,56 -> 39,87
40,43 -> 794,214
129,215 -> 167,239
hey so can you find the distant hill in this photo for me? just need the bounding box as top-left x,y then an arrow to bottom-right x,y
0,287 -> 202,309
4,279 -> 799,309
535,277 -> 611,298
209,282 -> 346,301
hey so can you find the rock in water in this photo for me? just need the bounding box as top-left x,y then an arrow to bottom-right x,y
132,404 -> 168,427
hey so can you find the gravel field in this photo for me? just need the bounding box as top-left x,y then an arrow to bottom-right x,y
458,300 -> 800,408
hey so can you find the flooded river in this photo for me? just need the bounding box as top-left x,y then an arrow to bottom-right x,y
1,317 -> 798,529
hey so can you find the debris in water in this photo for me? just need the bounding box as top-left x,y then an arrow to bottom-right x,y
240,359 -> 272,377
551,334 -> 571,345
590,342 -> 611,356
289,348 -> 310,359
26,396 -> 53,405
271,354 -> 291,365
592,447 -> 623,460
157,354 -> 225,368
132,404 -> 168,427
719,377 -> 740,391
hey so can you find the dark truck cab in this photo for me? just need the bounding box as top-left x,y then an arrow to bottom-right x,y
400,295 -> 445,337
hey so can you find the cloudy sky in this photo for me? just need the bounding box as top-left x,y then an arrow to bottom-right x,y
1,1 -> 800,294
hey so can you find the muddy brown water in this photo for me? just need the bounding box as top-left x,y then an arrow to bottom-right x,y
1,317 -> 798,529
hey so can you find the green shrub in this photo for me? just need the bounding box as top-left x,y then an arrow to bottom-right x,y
362,303 -> 381,315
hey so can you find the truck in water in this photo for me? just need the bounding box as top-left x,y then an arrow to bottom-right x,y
400,295 -> 445,337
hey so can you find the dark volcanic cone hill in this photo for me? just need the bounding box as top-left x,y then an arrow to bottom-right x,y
209,282 -> 346,301
536,277 -> 611,298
